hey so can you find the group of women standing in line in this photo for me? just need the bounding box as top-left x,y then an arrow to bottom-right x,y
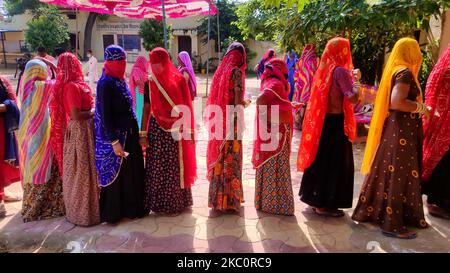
252,37 -> 449,239
6,36 -> 449,240
14,45 -> 198,225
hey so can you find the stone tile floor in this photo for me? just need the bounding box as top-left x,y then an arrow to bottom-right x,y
1,72 -> 449,253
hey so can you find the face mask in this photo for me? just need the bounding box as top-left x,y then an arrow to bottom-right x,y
87,54 -> 92,58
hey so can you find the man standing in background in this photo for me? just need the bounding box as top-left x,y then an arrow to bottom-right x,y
85,49 -> 98,95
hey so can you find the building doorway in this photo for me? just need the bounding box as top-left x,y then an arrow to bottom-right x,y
178,36 -> 192,56
103,35 -> 115,51
69,33 -> 79,52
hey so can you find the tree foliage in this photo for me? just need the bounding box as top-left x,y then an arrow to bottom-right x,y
139,20 -> 172,51
240,0 -> 449,84
197,0 -> 244,49
4,0 -> 43,16
235,0 -> 281,41
25,6 -> 70,54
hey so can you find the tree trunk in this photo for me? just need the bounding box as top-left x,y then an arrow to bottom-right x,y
83,12 -> 98,60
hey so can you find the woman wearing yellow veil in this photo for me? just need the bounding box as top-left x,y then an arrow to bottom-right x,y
352,38 -> 429,239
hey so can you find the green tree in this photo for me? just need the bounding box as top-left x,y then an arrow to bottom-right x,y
241,0 -> 448,84
235,0 -> 280,41
25,6 -> 69,54
5,0 -> 102,59
139,20 -> 172,51
197,0 -> 244,50
4,0 -> 43,16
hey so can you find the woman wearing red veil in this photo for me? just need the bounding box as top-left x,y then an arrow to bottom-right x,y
297,37 -> 359,217
141,47 -> 197,215
252,58 -> 299,216
422,45 -> 450,219
205,42 -> 250,212
0,75 -> 20,218
50,52 -> 100,226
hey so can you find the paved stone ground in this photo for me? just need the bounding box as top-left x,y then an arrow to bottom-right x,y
1,69 -> 449,253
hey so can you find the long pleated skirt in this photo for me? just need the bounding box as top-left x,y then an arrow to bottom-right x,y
299,113 -> 354,209
143,116 -> 193,214
208,139 -> 244,212
63,118 -> 100,226
352,111 -> 428,233
21,159 -> 65,222
99,126 -> 147,224
422,149 -> 450,211
255,125 -> 294,216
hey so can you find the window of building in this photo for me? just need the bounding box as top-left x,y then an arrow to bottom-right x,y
117,35 -> 141,51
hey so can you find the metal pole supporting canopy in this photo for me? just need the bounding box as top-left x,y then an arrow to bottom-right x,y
162,0 -> 168,50
205,3 -> 211,97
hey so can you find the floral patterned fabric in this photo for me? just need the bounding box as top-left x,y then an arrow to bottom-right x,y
21,159 -> 65,222
208,138 -> 244,212
144,116 -> 193,214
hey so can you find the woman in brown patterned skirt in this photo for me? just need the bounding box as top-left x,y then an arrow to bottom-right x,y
353,38 -> 429,239
51,53 -> 100,226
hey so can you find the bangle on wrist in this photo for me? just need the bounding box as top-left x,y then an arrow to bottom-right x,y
111,139 -> 119,146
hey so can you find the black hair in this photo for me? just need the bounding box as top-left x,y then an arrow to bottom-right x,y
87,49 -> 93,54
37,46 -> 46,53
54,47 -> 66,57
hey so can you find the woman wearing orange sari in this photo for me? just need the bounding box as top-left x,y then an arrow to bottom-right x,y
297,37 -> 359,218
353,38 -> 429,239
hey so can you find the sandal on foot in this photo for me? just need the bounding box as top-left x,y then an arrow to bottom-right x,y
313,208 -> 345,217
382,230 -> 417,239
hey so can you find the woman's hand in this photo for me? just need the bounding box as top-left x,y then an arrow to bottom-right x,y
112,142 -> 126,157
139,136 -> 149,148
291,101 -> 304,110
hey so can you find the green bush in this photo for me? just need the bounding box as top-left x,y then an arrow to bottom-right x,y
139,20 -> 172,51
25,6 -> 69,54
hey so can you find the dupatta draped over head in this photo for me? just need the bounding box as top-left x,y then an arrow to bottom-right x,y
0,76 -> 19,165
252,58 -> 293,169
422,44 -> 450,181
149,47 -> 197,189
50,52 -> 91,175
294,44 -> 318,103
297,37 -> 356,171
129,55 -> 149,105
18,60 -> 54,185
178,51 -> 197,99
256,48 -> 275,78
361,37 -> 423,174
95,45 -> 134,187
205,42 -> 246,174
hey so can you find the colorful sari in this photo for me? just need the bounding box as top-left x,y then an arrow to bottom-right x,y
178,51 -> 197,100
129,56 -> 149,129
286,50 -> 298,101
18,60 -> 65,222
294,44 -> 318,104
297,38 -> 356,172
18,60 -> 54,185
